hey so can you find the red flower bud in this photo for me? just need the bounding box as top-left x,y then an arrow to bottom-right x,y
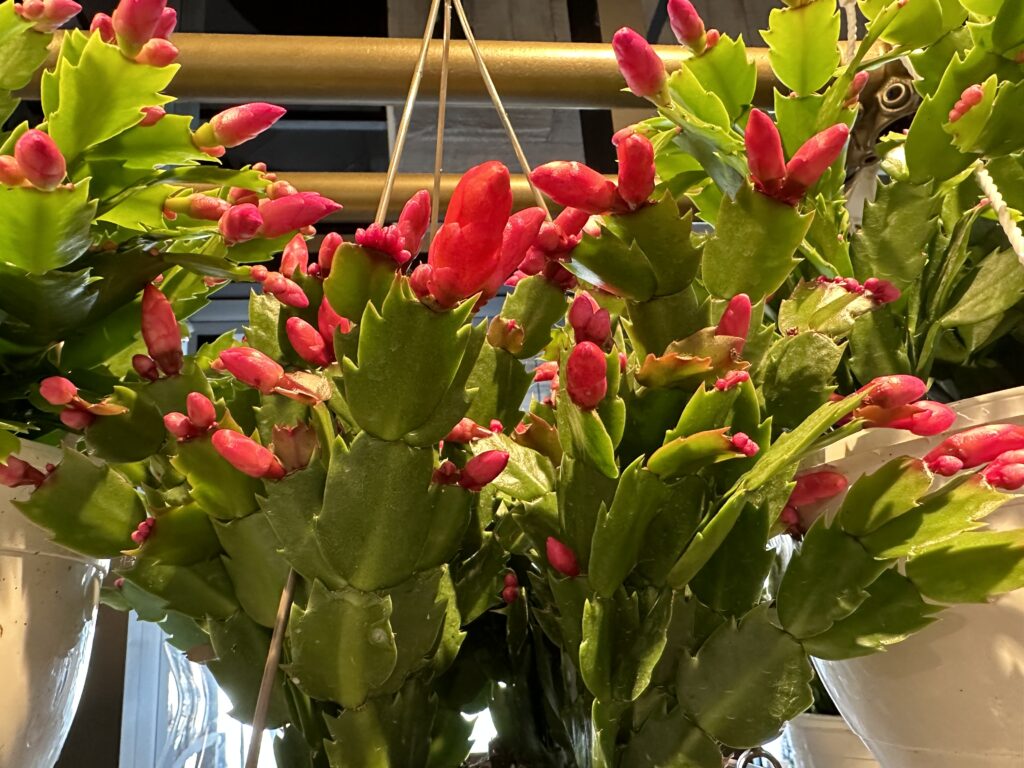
744,110 -> 787,198
219,204 -> 264,244
163,411 -> 197,440
19,0 -> 81,32
211,429 -> 285,480
396,189 -> 431,257
705,29 -> 720,49
533,361 -> 558,383
668,0 -> 706,50
112,0 -> 167,55
949,84 -> 984,122
859,375 -> 927,409
318,232 -> 343,274
218,347 -> 285,393
490,419 -> 504,433
0,155 -> 25,186
546,536 -> 580,577
568,292 -> 612,347
263,271 -> 309,308
714,370 -> 750,391
981,449 -> 1024,491
355,222 -> 411,265
139,105 -> 166,126
616,133 -> 655,209
504,571 -> 519,588
134,37 -> 178,67
924,424 -> 1024,476
317,297 -> 350,357
444,418 -> 492,444
14,129 -> 66,191
186,392 -> 217,430
566,342 -> 608,410
864,277 -> 900,304
285,316 -> 331,367
788,470 -> 848,508
459,450 -> 510,491
0,455 -> 47,488
782,124 -> 850,199
883,400 -> 956,437
257,192 -> 342,239
40,376 -> 77,406
265,181 -> 296,200
90,11 -> 115,42
195,103 -> 286,149
280,234 -> 310,278
612,27 -> 668,102
229,186 -> 260,206
432,460 -> 461,485
141,284 -> 182,376
502,585 -> 519,604
844,70 -> 870,108
730,432 -> 759,457
164,193 -> 230,222
130,517 -> 155,545
60,409 -> 95,430
716,293 -> 752,350
15,0 -> 45,21
153,5 -> 175,38
132,354 -> 159,381
530,162 -> 621,215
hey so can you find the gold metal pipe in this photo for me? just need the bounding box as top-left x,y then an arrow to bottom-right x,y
25,34 -> 861,108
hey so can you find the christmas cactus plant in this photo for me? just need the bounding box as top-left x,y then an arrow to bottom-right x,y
0,0 -> 338,457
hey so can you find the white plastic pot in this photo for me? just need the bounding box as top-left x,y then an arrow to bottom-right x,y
806,387 -> 1024,768
785,713 -> 879,768
0,441 -> 105,768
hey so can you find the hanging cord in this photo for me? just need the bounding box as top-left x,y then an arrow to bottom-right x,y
841,0 -> 858,63
431,0 -> 453,240
244,569 -> 297,768
375,0 -> 445,225
976,165 -> 1024,266
451,0 -> 551,219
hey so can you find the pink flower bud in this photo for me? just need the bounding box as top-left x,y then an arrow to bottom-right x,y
533,361 -> 558,383
196,103 -> 286,149
788,470 -> 848,507
502,585 -> 519,604
139,105 -> 166,126
612,27 -> 668,102
249,265 -> 269,282
130,517 -> 155,545
257,192 -> 342,239
39,376 -> 77,406
0,155 -> 25,186
459,450 -> 510,491
14,130 -> 65,191
164,193 -> 230,221
219,204 -> 264,244
981,449 -> 1024,491
782,124 -> 850,200
668,0 -> 706,50
153,6 -> 175,38
90,12 -> 115,42
884,400 -> 956,437
132,354 -> 159,381
844,71 -> 870,108
285,316 -> 330,367
530,162 -> 621,215
60,409 -> 95,430
566,342 -> 608,410
779,503 -> 804,538
0,455 -> 47,488
397,189 -> 431,257
272,424 -> 317,472
444,418 -> 492,444
141,284 -> 182,376
409,263 -> 432,300
317,297 -> 350,357
186,392 -> 217,430
229,186 -> 260,206
218,347 -> 285,393
266,180 -> 297,200
714,370 -> 750,391
949,84 -> 985,122
317,232 -> 343,274
134,37 -> 178,67
745,110 -> 787,198
705,29 -> 720,49
924,424 -> 1024,475
21,0 -> 81,32
112,0 -> 167,55
568,292 -> 612,347
546,537 -> 580,577
716,293 -> 752,350
504,571 -> 519,588
355,223 -> 411,265
163,411 -> 197,440
730,432 -> 759,457
490,419 -> 504,433
616,133 -> 655,209
211,429 -> 285,480
859,375 -> 927,409
280,234 -> 310,278
263,271 -> 309,308
432,460 -> 460,485
864,277 -> 900,304
15,0 -> 44,20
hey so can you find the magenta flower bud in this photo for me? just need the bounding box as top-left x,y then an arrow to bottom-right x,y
14,130 -> 66,191
229,186 -> 260,206
219,204 -> 264,245
266,180 -> 298,200
716,293 -> 752,350
530,161 -> 621,215
705,29 -> 720,49
130,517 -> 155,545
153,5 -> 175,38
141,284 -> 182,376
714,370 -> 750,392
533,361 -> 558,383
211,429 -> 285,480
257,192 -> 342,239
782,123 -> 850,197
789,470 -> 848,508
60,409 -> 95,430
132,354 -> 159,381
616,133 -> 655,209
950,83 -> 985,121
924,424 -> 1024,475
432,460 -> 460,485
409,263 -> 432,300
14,0 -> 45,20
355,223 -> 411,265
194,103 -> 286,149
397,189 -> 431,256
864,276 -> 900,304
163,411 -> 197,440
90,11 -> 115,42
490,419 -> 504,433
859,375 -> 928,409
39,376 -> 77,406
884,400 -> 956,437
112,0 -> 167,55
545,537 -> 580,577
186,392 -> 217,430
0,156 -> 25,187
22,0 -> 81,32
566,341 -> 608,411
730,432 -> 759,457
668,0 -> 706,50
0,455 -> 47,489
981,449 -> 1024,491
569,292 -> 612,347
459,450 -> 510,492
779,503 -> 805,538
745,109 -> 787,197
280,234 -> 310,278
612,27 -> 668,102
504,571 -> 518,588
502,585 -> 519,604
134,38 -> 178,67
263,271 -> 309,309
444,418 -> 492,444
317,232 -> 343,274
272,424 -> 317,472
218,347 -> 285,393
317,297 -> 350,357
285,316 -> 331,367
844,71 -> 870,108
139,106 -> 166,126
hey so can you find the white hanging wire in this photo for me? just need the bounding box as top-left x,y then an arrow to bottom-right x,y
975,166 -> 1024,266
431,0 -> 453,240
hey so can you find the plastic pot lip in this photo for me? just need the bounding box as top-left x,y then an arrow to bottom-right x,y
788,711 -> 854,730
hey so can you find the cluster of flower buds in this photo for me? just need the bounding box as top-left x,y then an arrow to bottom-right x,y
39,376 -> 128,430
568,292 -> 612,348
219,190 -> 341,245
0,455 -> 51,489
192,102 -> 287,157
980,449 -> 1024,491
744,109 -> 850,206
948,84 -> 984,123
432,450 -> 510,492
530,133 -> 656,216
814,275 -> 901,304
14,0 -> 81,33
779,470 -> 848,538
163,393 -> 218,441
510,206 -> 591,289
278,297 -> 351,367
566,341 -> 608,411
715,293 -> 752,352
667,0 -> 720,54
845,376 -> 957,437
729,432 -> 760,457
0,130 -> 67,191
443,418 -> 494,444
134,284 -> 183,379
211,429 -> 285,480
714,370 -> 750,392
410,163 -> 545,309
354,190 -> 431,266
91,0 -> 178,67
924,424 -> 1024,477
501,571 -> 519,604
546,536 -> 581,577
130,517 -> 155,545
